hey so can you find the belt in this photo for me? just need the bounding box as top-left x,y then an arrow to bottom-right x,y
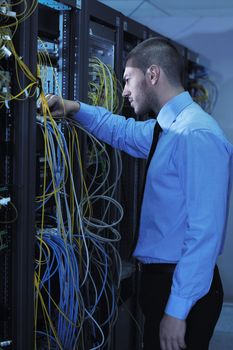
138,262 -> 176,274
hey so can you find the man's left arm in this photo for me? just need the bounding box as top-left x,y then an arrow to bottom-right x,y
160,129 -> 231,350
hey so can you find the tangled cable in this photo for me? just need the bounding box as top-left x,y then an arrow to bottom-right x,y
35,41 -> 123,349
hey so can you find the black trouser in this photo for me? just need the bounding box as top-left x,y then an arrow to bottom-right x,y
139,265 -> 223,350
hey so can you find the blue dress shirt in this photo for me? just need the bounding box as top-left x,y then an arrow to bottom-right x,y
75,91 -> 233,320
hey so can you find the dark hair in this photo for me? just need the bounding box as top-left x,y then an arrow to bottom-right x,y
126,37 -> 184,87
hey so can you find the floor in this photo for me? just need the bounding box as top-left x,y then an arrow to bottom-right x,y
209,303 -> 233,350
210,331 -> 233,350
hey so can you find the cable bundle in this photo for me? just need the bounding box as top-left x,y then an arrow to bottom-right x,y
188,66 -> 218,114
35,113 -> 123,349
35,43 -> 123,348
0,33 -> 38,107
88,56 -> 123,113
0,0 -> 38,29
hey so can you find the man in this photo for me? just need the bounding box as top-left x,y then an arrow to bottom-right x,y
45,37 -> 232,350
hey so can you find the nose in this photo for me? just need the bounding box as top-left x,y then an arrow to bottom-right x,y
122,84 -> 130,98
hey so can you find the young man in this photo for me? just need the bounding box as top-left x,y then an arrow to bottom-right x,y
45,38 -> 232,350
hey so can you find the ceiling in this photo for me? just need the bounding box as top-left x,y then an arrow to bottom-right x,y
98,0 -> 233,17
97,0 -> 233,79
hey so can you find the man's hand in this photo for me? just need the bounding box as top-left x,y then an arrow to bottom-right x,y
160,314 -> 187,350
40,95 -> 80,118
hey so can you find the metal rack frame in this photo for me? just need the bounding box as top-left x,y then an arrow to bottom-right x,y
11,2 -> 38,349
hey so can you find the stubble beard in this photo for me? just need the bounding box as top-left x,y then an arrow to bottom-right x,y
134,81 -> 152,117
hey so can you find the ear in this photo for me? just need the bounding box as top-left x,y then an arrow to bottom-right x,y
146,65 -> 160,85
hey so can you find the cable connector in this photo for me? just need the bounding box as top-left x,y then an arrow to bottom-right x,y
0,197 -> 10,206
0,45 -> 12,58
0,7 -> 16,18
0,35 -> 11,41
0,340 -> 12,347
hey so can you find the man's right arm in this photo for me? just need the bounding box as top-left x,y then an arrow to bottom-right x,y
43,95 -> 155,159
45,95 -> 80,118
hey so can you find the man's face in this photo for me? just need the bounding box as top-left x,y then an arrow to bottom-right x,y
122,63 -> 152,116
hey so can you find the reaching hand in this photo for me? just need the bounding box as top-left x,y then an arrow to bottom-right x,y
39,94 -> 80,118
160,314 -> 187,350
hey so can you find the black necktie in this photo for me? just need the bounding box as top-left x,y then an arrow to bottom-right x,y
130,121 -> 162,257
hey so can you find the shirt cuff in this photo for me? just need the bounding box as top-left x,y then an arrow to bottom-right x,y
74,102 -> 96,127
165,294 -> 195,320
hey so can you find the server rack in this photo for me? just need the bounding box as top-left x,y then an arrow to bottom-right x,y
35,2 -> 82,349
77,3 -> 145,349
0,0 -> 80,349
0,13 -> 15,346
84,4 -> 125,350
0,1 -> 39,349
0,0 -> 46,347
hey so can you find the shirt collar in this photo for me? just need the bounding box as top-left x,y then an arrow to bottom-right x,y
157,91 -> 193,134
